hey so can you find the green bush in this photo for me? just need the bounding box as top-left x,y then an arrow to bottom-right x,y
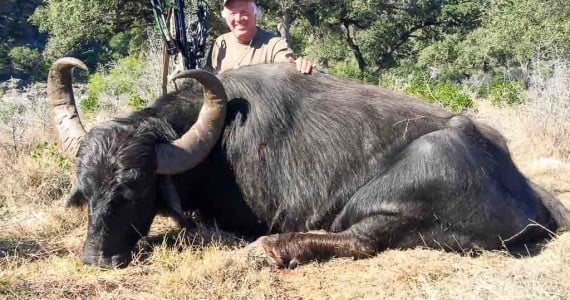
476,83 -> 490,98
490,76 -> 526,106
8,46 -> 41,72
329,60 -> 377,84
30,141 -> 71,170
404,72 -> 472,112
82,73 -> 105,114
0,43 -> 10,71
105,56 -> 146,95
0,103 -> 24,124
79,95 -> 99,115
431,82 -> 473,112
379,62 -> 426,90
109,32 -> 131,59
83,55 -> 150,114
127,93 -> 148,111
404,74 -> 431,98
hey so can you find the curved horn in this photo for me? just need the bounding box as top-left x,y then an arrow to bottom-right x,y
48,57 -> 88,159
155,70 -> 227,175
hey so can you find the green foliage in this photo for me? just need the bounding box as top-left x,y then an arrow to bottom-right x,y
490,76 -> 527,106
83,55 -> 151,113
256,0 -> 485,76
127,94 -> 148,111
329,60 -> 377,84
3,0 -> 565,110
30,141 -> 71,170
0,43 -> 10,71
0,0 -> 46,77
417,34 -> 470,80
287,17 -> 351,65
430,82 -> 473,111
82,73 -> 104,114
109,32 -> 132,59
397,71 -> 473,112
106,56 -> 147,95
476,83 -> 490,99
0,103 -> 24,124
109,28 -> 146,59
418,0 -> 570,80
80,95 -> 100,115
378,62 -> 425,90
8,46 -> 41,72
30,0 -> 149,63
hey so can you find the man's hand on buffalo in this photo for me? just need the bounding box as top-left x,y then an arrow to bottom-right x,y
289,56 -> 317,74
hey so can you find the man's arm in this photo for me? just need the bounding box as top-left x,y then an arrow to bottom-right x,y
271,38 -> 316,74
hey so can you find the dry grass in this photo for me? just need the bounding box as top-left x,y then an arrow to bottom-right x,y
1,70 -> 569,299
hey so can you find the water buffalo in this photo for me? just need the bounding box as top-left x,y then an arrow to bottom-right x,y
48,57 -> 569,268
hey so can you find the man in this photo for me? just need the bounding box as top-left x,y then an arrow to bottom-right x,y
209,0 -> 316,74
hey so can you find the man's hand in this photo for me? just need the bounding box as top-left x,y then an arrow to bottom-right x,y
288,57 -> 316,74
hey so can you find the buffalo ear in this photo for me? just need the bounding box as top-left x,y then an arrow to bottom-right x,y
66,187 -> 86,207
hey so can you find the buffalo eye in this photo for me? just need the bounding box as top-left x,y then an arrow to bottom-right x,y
117,169 -> 144,185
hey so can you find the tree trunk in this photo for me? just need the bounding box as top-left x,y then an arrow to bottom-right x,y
279,2 -> 293,47
342,22 -> 366,72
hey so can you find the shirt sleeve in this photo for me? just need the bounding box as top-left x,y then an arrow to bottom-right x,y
209,37 -> 223,71
271,38 -> 295,63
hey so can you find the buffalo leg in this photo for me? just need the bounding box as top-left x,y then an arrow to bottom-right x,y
248,231 -> 375,268
247,212 -> 419,268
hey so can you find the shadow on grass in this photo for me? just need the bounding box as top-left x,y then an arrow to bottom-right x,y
0,237 -> 70,261
131,222 -> 250,265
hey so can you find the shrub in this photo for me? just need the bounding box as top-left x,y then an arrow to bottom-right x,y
431,82 -> 473,112
83,55 -> 152,115
0,103 -> 24,124
30,141 -> 71,170
79,95 -> 100,115
526,59 -> 570,158
8,46 -> 41,72
329,60 -> 377,84
127,93 -> 148,111
403,72 -> 473,112
490,76 -> 526,106
0,43 -> 10,71
82,73 -> 105,114
109,32 -> 131,59
106,56 -> 146,95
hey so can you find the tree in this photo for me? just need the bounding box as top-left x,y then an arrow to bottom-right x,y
0,0 -> 46,80
30,0 -> 152,65
260,0 -> 486,75
419,0 -> 570,79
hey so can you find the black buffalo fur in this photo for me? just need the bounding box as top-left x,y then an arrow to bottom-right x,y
68,63 -> 570,268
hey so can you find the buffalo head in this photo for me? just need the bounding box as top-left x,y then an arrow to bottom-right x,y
48,57 -> 227,268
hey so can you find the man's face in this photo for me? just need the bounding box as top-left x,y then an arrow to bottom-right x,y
223,0 -> 256,43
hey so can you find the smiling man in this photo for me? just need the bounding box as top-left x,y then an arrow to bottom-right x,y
209,0 -> 315,74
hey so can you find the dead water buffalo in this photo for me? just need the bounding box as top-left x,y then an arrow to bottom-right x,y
48,57 -> 569,268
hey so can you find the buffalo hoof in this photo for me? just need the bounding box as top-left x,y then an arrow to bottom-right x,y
82,254 -> 130,269
247,236 -> 278,269
246,235 -> 302,269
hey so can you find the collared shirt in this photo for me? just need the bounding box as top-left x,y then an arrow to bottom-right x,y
209,27 -> 294,73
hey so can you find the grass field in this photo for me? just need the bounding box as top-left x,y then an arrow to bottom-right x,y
1,83 -> 569,299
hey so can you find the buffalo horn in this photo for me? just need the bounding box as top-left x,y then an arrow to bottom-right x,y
155,70 -> 227,174
48,57 -> 88,159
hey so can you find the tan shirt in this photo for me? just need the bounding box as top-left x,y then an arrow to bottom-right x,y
209,28 -> 294,73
